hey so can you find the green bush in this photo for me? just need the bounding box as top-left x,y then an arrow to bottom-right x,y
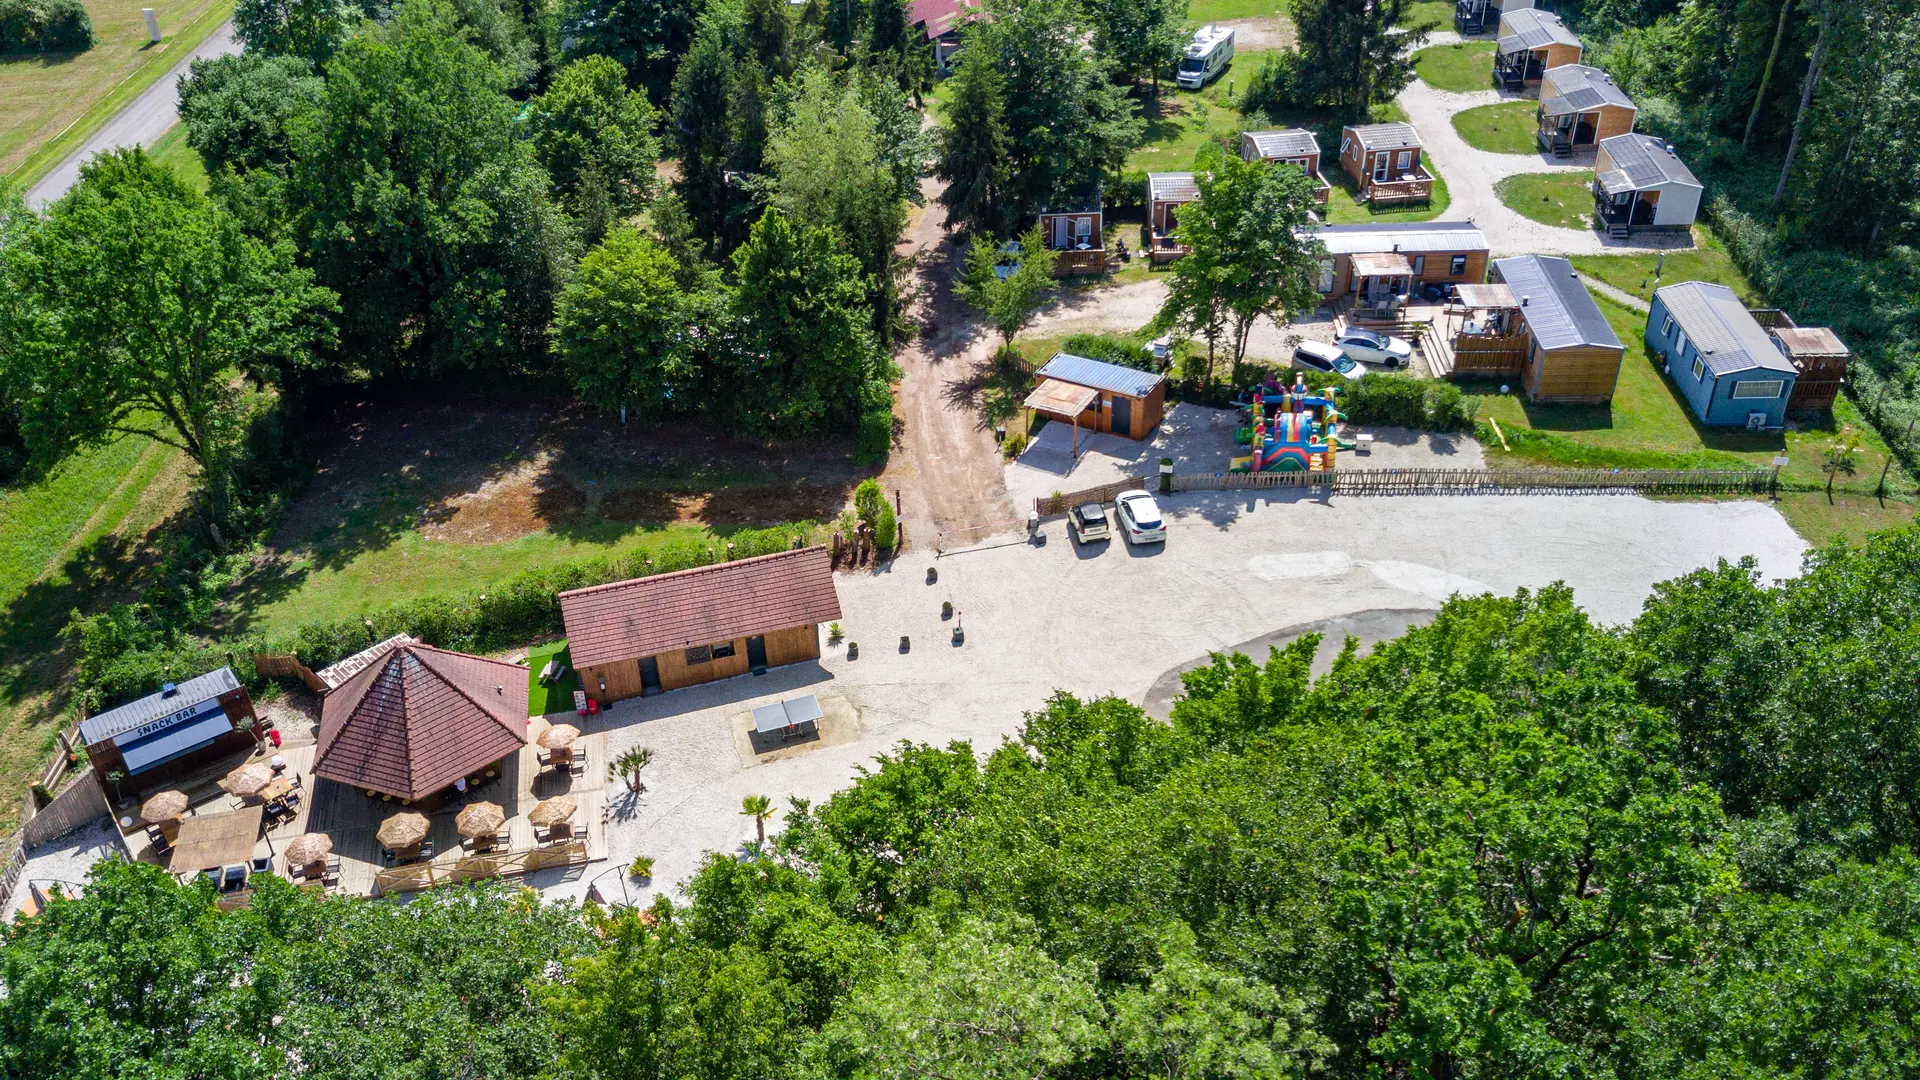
852,478 -> 897,550
1339,374 -> 1478,432
1061,333 -> 1156,371
70,524 -> 814,711
856,402 -> 893,464
1236,49 -> 1303,121
0,0 -> 93,52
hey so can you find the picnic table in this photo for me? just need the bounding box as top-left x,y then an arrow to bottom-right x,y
169,805 -> 265,876
752,695 -> 824,741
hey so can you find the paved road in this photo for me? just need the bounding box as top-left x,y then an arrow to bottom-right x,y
25,22 -> 240,207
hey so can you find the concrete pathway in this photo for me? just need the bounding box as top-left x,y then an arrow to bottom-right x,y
25,22 -> 239,207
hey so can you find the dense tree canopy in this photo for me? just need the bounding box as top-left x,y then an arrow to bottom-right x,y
19,525 -> 1920,1078
177,53 -> 326,175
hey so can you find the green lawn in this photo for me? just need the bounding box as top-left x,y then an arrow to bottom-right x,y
1452,100 -> 1540,155
1495,171 -> 1593,230
1324,166 -> 1450,223
1569,232 -> 1759,306
1401,0 -> 1454,30
1127,82 -> 1251,173
524,640 -> 580,717
1467,291 -> 1919,517
147,122 -> 208,191
1412,41 -> 1494,93
1187,0 -> 1285,23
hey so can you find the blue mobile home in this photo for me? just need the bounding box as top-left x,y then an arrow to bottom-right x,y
1646,281 -> 1797,430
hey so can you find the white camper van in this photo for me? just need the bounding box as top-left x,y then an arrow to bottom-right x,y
1176,24 -> 1234,90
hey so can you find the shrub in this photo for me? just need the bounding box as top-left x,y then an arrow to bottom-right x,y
1339,374 -> 1478,432
629,855 -> 655,880
856,402 -> 893,464
1108,170 -> 1149,217
0,0 -> 93,52
1061,333 -> 1155,372
1001,430 -> 1029,459
1237,49 -> 1303,120
871,500 -> 897,550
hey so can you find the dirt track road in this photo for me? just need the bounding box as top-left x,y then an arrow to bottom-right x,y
879,179 -> 1021,549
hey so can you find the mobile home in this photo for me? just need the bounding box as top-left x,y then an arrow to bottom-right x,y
1176,24 -> 1234,90
1591,133 -> 1701,239
1240,129 -> 1331,207
1537,64 -> 1636,157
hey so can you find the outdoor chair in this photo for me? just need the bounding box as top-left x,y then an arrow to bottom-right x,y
221,864 -> 248,892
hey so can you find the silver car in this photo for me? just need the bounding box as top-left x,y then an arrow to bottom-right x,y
1292,341 -> 1365,381
1333,328 -> 1413,367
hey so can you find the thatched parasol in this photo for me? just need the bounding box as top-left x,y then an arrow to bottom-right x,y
455,801 -> 506,837
527,795 -> 577,827
377,811 -> 430,850
284,833 -> 333,868
140,790 -> 190,823
219,762 -> 275,797
537,723 -> 580,749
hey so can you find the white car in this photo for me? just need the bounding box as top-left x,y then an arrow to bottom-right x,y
1333,328 -> 1414,368
1114,490 -> 1166,545
1291,341 -> 1365,381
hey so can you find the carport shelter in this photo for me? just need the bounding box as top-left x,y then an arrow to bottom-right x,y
1026,353 -> 1166,448
560,546 -> 841,702
313,641 -> 531,801
80,667 -> 258,796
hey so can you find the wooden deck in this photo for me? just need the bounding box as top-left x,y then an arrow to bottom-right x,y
1051,248 -> 1107,276
1362,171 -> 1435,206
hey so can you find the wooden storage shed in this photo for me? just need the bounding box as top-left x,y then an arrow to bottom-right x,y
1026,353 -> 1166,442
1766,322 -> 1850,416
80,668 -> 258,796
1592,133 -> 1702,239
1147,172 -> 1200,263
1489,254 -> 1625,404
1537,65 -> 1636,156
1239,129 -> 1330,207
560,547 -> 841,703
1338,123 -> 1434,206
1495,7 -> 1581,86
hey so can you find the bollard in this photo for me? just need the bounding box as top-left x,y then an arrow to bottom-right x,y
143,8 -> 160,42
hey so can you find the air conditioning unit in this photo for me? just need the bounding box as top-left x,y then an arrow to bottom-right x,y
1746,411 -> 1768,431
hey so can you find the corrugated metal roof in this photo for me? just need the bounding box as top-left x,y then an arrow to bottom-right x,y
1347,122 -> 1421,151
1771,326 -> 1848,358
121,709 -> 235,774
1244,129 -> 1319,159
1656,281 -> 1796,377
1493,255 -> 1622,352
1148,172 -> 1199,204
559,547 -> 842,669
1037,353 -> 1165,397
1596,133 -> 1699,191
80,666 -> 242,745
314,642 -> 530,801
1498,7 -> 1580,53
1541,64 -> 1637,116
1311,222 -> 1489,256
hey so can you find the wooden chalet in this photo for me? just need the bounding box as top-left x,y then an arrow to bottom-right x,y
1456,0 -> 1531,35
1495,7 -> 1581,87
1592,133 -> 1702,239
1338,123 -> 1434,206
1489,254 -> 1625,403
1311,223 -> 1490,314
1239,129 -> 1330,208
1537,65 -> 1637,157
1146,172 -> 1200,264
560,547 -> 840,702
1036,184 -> 1105,276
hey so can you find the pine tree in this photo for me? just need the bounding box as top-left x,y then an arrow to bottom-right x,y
936,40 -> 1011,237
1292,0 -> 1419,116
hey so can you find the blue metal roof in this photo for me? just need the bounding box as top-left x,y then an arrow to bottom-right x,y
1038,353 -> 1164,398
79,667 -> 241,745
118,705 -> 235,774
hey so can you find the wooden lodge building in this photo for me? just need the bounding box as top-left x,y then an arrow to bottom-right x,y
1036,184 -> 1105,276
1495,7 -> 1581,87
1146,172 -> 1200,264
1537,64 -> 1637,157
1311,222 -> 1490,303
1239,129 -> 1330,208
1338,123 -> 1434,206
1456,0 -> 1532,35
1024,353 -> 1166,448
80,667 -> 259,796
1488,254 -> 1626,404
560,547 -> 841,702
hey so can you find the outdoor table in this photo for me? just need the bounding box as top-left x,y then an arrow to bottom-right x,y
169,805 -> 265,877
752,694 -> 824,741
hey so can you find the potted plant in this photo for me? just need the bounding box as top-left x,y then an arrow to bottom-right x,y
629,855 -> 655,881
608,747 -> 655,794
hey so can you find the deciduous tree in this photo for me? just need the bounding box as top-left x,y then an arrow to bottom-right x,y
1292,0 -> 1422,116
552,229 -> 693,420
957,225 -> 1056,353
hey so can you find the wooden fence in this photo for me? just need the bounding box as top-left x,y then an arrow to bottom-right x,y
373,841 -> 591,896
1033,475 -> 1153,517
1173,467 -> 1776,495
252,652 -> 327,692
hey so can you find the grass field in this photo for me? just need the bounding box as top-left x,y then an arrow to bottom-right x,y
1187,0 -> 1284,23
524,640 -> 579,717
1453,100 -> 1540,155
1401,0 -> 1454,30
1127,81 -> 1249,173
147,121 -> 206,190
1,0 -> 232,184
1495,171 -> 1593,230
1412,41 -> 1494,93
1569,231 -> 1758,305
1466,290 -> 1920,544
1325,166 -> 1450,223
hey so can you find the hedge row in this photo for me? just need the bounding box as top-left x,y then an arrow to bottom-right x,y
1337,373 -> 1479,431
77,524 -> 816,708
0,0 -> 92,53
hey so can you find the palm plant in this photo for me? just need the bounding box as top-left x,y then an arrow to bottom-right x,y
609,747 -> 654,794
1823,429 -> 1862,495
741,794 -> 775,843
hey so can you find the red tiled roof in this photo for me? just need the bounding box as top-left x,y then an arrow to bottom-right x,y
907,0 -> 980,38
559,547 -> 841,669
314,643 -> 529,801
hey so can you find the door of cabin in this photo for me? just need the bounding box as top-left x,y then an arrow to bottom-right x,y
1052,217 -> 1069,249
1372,153 -> 1388,182
1111,395 -> 1131,437
639,656 -> 662,695
746,635 -> 768,674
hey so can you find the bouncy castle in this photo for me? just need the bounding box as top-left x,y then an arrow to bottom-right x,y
1230,374 -> 1351,472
